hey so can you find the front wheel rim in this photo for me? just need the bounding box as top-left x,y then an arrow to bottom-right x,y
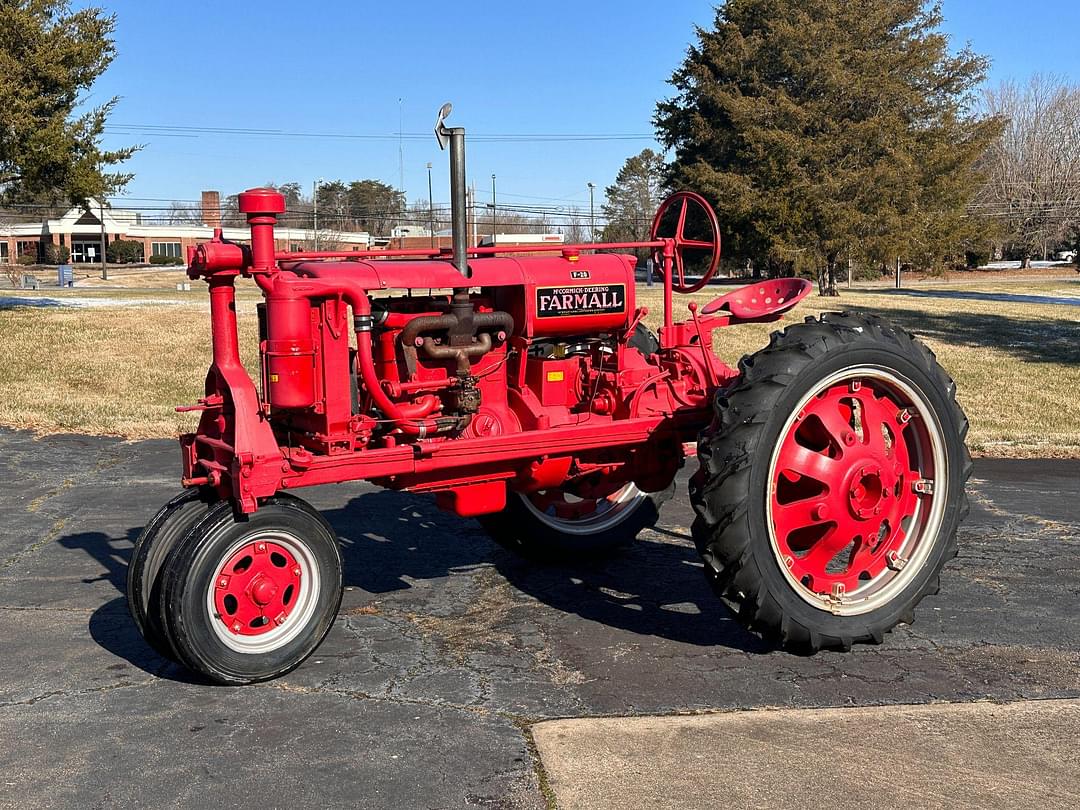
765,365 -> 948,616
205,530 -> 322,654
520,482 -> 646,535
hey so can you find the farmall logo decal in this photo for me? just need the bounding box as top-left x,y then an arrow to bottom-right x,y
536,284 -> 626,318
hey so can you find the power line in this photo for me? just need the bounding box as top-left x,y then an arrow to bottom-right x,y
104,123 -> 656,143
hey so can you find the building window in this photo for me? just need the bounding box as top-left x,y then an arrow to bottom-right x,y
16,240 -> 39,259
0,243 -> 8,262
151,242 -> 182,258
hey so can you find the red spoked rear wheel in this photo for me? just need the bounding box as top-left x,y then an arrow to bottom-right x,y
767,368 -> 945,614
480,476 -> 675,561
690,313 -> 970,653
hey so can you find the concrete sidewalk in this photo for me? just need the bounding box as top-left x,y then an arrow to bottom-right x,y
533,699 -> 1080,809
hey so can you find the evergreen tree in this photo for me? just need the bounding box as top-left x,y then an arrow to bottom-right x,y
601,149 -> 667,245
655,0 -> 1000,293
0,1 -> 137,205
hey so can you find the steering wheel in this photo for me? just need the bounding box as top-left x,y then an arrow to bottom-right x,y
649,191 -> 721,294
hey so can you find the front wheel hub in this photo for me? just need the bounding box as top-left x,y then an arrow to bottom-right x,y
213,540 -> 304,637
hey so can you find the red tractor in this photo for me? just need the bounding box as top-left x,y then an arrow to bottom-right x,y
127,107 -> 969,684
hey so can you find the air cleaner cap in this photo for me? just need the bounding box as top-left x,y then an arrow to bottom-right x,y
238,187 -> 286,215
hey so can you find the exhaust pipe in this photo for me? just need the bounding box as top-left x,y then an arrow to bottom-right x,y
435,103 -> 469,278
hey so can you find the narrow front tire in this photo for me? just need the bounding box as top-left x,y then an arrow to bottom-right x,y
158,495 -> 343,684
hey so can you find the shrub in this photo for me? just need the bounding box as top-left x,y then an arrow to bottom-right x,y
149,254 -> 184,266
964,248 -> 990,269
16,254 -> 36,266
42,244 -> 71,265
107,239 -> 144,264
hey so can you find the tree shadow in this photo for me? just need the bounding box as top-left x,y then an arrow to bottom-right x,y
0,296 -> 67,309
850,305 -> 1080,366
58,488 -> 766,680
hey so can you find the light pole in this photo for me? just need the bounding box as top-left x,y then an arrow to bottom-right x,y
312,177 -> 323,251
587,182 -> 596,243
490,173 -> 496,244
426,162 -> 435,247
99,197 -> 108,280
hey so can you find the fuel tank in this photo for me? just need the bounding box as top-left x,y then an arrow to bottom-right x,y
490,252 -> 637,338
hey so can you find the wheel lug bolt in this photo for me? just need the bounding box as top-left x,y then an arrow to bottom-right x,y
292,567 -> 302,577
812,504 -> 829,521
231,621 -> 242,633
842,431 -> 856,446
256,543 -> 267,553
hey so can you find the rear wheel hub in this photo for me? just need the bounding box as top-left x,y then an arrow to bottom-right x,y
767,367 -> 946,615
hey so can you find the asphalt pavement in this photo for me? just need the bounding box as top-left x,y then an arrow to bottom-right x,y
0,429 -> 1077,809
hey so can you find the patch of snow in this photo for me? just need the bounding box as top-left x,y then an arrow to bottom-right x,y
0,295 -> 191,309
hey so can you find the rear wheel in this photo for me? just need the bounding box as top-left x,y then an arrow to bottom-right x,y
157,495 -> 343,684
481,478 -> 673,561
127,489 -> 214,661
690,312 -> 970,652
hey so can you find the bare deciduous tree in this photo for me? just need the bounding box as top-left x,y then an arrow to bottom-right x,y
978,75 -> 1080,266
166,201 -> 202,225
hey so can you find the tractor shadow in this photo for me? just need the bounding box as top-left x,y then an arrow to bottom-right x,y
326,488 -> 766,653
61,485 -> 765,680
56,527 -> 205,683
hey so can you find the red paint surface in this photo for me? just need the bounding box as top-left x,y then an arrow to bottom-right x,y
180,188 -> 807,519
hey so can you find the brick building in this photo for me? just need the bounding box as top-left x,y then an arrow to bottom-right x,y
1,191 -> 372,264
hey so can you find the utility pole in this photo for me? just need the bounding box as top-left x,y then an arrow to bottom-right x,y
313,178 -> 322,251
587,182 -> 596,243
469,183 -> 478,246
895,256 -> 902,289
99,198 -> 108,280
491,174 -> 496,244
427,162 -> 435,248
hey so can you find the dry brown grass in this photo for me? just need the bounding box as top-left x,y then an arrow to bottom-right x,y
639,282 -> 1080,456
72,266 -> 190,289
0,300 -> 258,438
0,280 -> 1078,455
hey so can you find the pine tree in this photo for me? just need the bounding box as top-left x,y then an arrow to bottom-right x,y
655,0 -> 1000,293
601,149 -> 667,245
0,1 -> 137,205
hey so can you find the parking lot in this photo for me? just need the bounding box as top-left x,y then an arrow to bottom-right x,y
1,428 -> 1078,808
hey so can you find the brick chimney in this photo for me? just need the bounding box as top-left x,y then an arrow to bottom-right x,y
201,190 -> 221,228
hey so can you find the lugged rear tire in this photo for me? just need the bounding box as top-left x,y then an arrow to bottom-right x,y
481,480 -> 674,562
690,312 -> 971,653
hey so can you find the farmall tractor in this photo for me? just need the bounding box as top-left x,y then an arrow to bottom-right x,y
127,107 -> 969,684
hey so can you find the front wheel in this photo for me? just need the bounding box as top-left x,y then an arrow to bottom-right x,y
127,488 -> 215,662
157,495 -> 343,684
691,312 -> 971,652
481,479 -> 673,561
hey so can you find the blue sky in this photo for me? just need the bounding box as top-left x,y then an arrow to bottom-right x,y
90,1 -> 1080,211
